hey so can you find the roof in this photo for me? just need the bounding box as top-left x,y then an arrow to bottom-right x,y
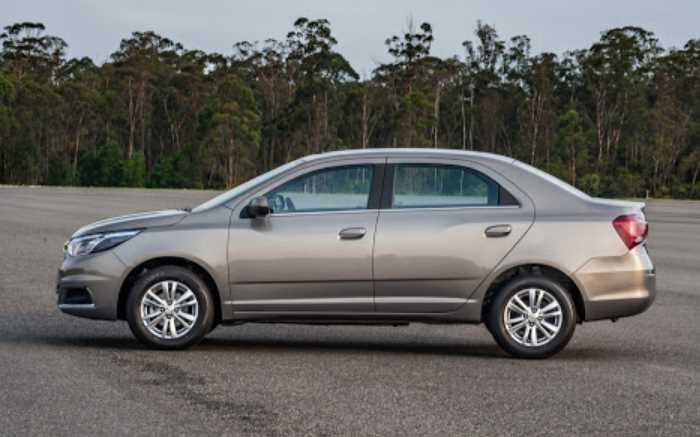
303,148 -> 517,165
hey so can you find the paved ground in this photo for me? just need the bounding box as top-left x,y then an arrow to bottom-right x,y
1,186 -> 699,437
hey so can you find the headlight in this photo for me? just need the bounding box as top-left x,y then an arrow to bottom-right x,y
64,230 -> 140,257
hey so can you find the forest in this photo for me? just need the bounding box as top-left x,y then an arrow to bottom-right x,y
0,18 -> 698,198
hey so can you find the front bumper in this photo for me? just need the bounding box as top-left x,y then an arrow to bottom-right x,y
574,245 -> 656,321
56,251 -> 127,320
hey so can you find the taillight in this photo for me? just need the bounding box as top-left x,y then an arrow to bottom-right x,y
612,214 -> 648,250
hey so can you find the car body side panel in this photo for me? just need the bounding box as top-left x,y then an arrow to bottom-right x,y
226,157 -> 385,313
374,207 -> 534,312
112,206 -> 232,311
226,210 -> 378,312
373,157 -> 535,313
462,157 -> 655,322
57,207 -> 232,321
467,214 -> 652,321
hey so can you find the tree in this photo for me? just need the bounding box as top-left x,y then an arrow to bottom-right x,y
578,27 -> 661,166
286,18 -> 358,155
204,74 -> 261,188
0,18 -> 699,199
375,21 -> 436,147
0,72 -> 16,180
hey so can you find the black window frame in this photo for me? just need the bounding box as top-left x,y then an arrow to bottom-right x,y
379,163 -> 519,209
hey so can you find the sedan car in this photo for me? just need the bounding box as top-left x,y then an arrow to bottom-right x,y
57,149 -> 655,358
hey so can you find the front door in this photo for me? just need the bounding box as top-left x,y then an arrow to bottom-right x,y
228,161 -> 383,313
373,159 -> 534,313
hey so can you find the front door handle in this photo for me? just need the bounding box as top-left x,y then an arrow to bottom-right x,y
485,224 -> 512,238
339,227 -> 366,240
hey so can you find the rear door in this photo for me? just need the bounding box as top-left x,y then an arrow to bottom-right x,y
373,158 -> 534,313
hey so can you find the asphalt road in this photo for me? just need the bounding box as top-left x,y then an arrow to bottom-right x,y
1,186 -> 699,437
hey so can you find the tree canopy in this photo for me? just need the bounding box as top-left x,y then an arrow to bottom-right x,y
1,19 -> 699,198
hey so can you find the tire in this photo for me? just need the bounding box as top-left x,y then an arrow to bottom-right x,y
208,321 -> 220,334
486,274 -> 576,359
126,266 -> 215,350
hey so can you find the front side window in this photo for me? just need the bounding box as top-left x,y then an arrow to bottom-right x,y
266,165 -> 374,213
392,164 -> 499,208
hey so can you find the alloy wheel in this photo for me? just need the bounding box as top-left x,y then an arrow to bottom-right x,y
503,288 -> 563,347
140,280 -> 199,339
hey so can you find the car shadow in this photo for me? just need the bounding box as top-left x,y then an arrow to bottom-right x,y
0,330 -> 642,361
197,336 -> 507,358
4,332 -> 507,358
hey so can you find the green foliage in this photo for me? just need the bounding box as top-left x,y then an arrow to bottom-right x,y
124,151 -> 145,187
0,72 -> 16,138
47,156 -> 74,186
0,19 -> 699,198
148,152 -> 195,188
579,173 -> 601,196
78,143 -> 126,187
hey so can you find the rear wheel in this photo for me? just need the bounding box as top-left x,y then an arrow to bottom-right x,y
486,275 -> 576,359
126,266 -> 215,349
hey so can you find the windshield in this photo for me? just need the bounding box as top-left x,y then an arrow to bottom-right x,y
192,159 -> 304,212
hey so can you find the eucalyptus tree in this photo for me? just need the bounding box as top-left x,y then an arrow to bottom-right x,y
285,18 -> 358,156
57,57 -> 101,182
204,73 -> 261,188
110,31 -> 184,160
0,22 -> 66,184
0,72 -> 16,181
462,21 -> 507,152
375,21 -> 436,147
232,38 -> 293,170
0,18 -> 699,199
578,27 -> 661,166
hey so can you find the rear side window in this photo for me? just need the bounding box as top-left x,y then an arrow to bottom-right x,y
391,164 -> 509,208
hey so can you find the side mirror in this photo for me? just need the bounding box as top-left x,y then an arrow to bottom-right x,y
248,196 -> 271,218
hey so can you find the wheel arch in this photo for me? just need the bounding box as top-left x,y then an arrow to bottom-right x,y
117,256 -> 223,325
480,263 -> 586,322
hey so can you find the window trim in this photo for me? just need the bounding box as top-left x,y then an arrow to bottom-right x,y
382,163 -> 520,210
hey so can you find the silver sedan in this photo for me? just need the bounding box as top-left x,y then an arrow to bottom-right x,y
57,149 -> 655,358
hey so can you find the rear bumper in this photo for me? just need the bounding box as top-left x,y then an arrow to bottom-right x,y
574,245 -> 656,321
56,251 -> 127,320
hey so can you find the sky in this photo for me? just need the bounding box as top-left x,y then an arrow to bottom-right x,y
3,0 -> 698,76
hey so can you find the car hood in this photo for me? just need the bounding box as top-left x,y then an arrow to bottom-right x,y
72,209 -> 189,238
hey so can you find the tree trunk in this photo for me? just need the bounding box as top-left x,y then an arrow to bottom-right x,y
691,158 -> 700,197
433,83 -> 441,148
595,88 -> 606,165
460,87 -> 466,150
127,78 -> 136,159
227,137 -> 235,188
469,84 -> 475,150
569,144 -> 577,186
138,77 -> 147,158
361,90 -> 369,148
72,118 -> 83,181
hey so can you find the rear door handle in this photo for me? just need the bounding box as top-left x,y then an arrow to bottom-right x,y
485,224 -> 512,238
339,227 -> 366,240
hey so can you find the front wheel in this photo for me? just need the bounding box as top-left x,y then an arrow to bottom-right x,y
486,275 -> 576,359
126,266 -> 215,349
